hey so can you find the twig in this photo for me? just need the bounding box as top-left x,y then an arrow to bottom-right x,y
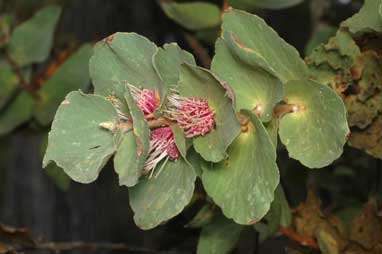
148,117 -> 176,128
109,117 -> 176,133
34,46 -> 75,88
222,0 -> 229,12
273,104 -> 298,118
29,241 -> 164,253
182,33 -> 211,68
3,241 -> 186,254
2,49 -> 39,99
280,227 -> 319,250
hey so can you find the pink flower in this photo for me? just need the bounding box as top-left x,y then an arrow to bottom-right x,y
143,127 -> 179,176
129,85 -> 159,116
166,94 -> 215,138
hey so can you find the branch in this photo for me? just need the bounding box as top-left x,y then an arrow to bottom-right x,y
183,33 -> 211,68
273,104 -> 298,118
222,0 -> 229,12
102,117 -> 176,133
2,49 -> 39,99
280,227 -> 319,250
30,241 -> 164,253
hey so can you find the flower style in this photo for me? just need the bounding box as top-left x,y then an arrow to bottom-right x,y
129,85 -> 159,116
166,94 -> 215,138
143,127 -> 179,176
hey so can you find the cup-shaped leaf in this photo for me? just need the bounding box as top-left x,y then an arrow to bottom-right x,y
202,110 -> 279,224
212,38 -> 283,122
129,157 -> 196,230
7,5 -> 61,67
113,86 -> 150,187
178,64 -> 240,162
221,8 -> 307,83
89,32 -> 162,100
43,91 -> 118,183
197,215 -> 243,254
279,80 -> 349,168
153,43 -> 196,105
161,1 -> 221,30
230,0 -> 304,10
254,184 -> 292,242
341,0 -> 382,35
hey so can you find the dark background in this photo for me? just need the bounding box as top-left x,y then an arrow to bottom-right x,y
0,0 -> 372,253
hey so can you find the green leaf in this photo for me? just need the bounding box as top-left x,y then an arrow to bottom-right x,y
186,203 -> 216,228
161,1 -> 221,30
41,133 -> 71,191
34,44 -> 93,126
254,184 -> 291,242
7,5 -> 61,67
0,61 -> 19,110
44,162 -> 71,191
43,91 -> 118,183
171,125 -> 187,158
129,157 -> 196,230
341,0 -> 382,35
153,43 -> 195,89
178,64 -> 240,162
202,110 -> 279,224
279,80 -> 349,168
197,214 -> 243,254
187,147 -> 204,177
230,0 -> 304,10
0,91 -> 34,136
89,32 -> 162,101
221,9 -> 308,83
212,38 -> 283,122
265,118 -> 279,148
304,25 -> 337,56
153,43 -> 196,105
113,86 -> 150,187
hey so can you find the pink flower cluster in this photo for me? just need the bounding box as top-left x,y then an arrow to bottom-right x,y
129,85 -> 159,116
167,95 -> 215,138
143,127 -> 179,175
129,85 -> 215,175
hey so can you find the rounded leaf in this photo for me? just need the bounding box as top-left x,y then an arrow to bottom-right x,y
89,32 -> 162,100
129,158 -> 196,230
202,110 -> 279,224
279,80 -> 349,168
212,38 -> 283,122
43,91 -> 118,183
178,64 -> 240,162
161,1 -> 221,30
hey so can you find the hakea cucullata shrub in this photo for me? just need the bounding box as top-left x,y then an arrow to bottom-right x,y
42,6 -> 355,254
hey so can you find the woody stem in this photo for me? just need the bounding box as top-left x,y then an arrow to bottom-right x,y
117,117 -> 176,132
273,104 -> 297,118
